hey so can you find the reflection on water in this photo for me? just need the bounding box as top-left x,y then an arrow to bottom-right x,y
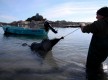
4,33 -> 48,40
86,65 -> 108,80
103,63 -> 108,72
0,27 -> 108,80
86,73 -> 108,80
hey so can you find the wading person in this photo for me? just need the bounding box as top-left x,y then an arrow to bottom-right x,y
80,6 -> 108,75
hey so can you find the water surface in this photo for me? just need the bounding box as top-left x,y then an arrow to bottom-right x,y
0,27 -> 108,80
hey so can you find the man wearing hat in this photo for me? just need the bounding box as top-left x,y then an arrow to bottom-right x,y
80,6 -> 108,75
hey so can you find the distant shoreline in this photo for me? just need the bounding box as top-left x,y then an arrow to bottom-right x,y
0,21 -> 91,28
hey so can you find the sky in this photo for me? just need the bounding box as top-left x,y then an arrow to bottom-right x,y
0,0 -> 108,23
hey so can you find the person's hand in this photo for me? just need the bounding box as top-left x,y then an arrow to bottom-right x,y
79,23 -> 86,31
80,23 -> 86,26
77,23 -> 86,28
79,23 -> 86,28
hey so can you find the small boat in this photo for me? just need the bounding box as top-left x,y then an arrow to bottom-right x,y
1,21 -> 57,38
2,25 -> 48,36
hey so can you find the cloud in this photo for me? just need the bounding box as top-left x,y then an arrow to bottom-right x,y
43,3 -> 73,17
42,2 -> 98,21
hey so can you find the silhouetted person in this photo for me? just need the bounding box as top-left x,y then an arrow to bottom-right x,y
44,21 -> 58,33
80,6 -> 108,79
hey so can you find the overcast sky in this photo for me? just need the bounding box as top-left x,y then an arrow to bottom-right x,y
0,0 -> 108,23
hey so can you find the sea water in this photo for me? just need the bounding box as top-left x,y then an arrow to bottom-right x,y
0,27 -> 108,80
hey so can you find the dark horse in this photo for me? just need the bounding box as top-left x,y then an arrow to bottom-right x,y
22,37 -> 64,58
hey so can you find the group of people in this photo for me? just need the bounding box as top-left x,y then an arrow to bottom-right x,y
80,6 -> 108,78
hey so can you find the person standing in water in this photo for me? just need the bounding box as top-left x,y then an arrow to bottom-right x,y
80,6 -> 108,74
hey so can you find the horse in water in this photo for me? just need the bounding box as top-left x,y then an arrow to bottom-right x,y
22,37 -> 64,58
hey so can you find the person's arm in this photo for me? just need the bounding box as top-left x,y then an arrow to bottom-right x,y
44,21 -> 58,33
80,21 -> 98,33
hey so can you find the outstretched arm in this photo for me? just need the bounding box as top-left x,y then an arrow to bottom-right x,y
44,21 -> 58,33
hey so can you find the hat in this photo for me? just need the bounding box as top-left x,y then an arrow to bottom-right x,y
97,7 -> 108,17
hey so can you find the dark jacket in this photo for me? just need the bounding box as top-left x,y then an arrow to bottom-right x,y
82,17 -> 108,70
82,17 -> 108,37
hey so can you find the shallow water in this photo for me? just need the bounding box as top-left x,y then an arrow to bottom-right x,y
0,27 -> 108,80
